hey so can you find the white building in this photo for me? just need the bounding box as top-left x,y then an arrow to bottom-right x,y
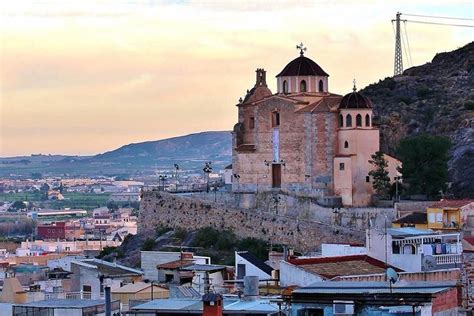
367,227 -> 462,272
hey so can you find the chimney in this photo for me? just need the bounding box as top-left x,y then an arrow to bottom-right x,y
105,286 -> 111,316
255,69 -> 267,87
243,276 -> 259,301
202,293 -> 223,316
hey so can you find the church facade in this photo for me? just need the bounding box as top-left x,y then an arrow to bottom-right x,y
231,46 -> 400,207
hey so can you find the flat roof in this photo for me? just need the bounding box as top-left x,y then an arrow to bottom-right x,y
14,299 -> 107,309
293,281 -> 457,295
180,264 -> 227,273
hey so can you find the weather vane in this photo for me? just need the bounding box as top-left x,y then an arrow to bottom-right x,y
296,42 -> 306,56
353,79 -> 357,92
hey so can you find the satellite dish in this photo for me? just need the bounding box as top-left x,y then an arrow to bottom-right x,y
386,267 -> 399,284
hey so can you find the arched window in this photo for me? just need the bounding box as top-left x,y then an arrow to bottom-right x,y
319,79 -> 324,92
365,114 -> 371,127
356,114 -> 362,127
300,80 -> 307,92
346,114 -> 352,127
283,80 -> 288,94
338,114 -> 344,127
344,141 -> 349,148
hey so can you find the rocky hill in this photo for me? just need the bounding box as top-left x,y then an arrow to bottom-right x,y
361,42 -> 474,198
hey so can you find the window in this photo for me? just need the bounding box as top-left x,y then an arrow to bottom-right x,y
365,114 -> 371,126
272,111 -> 280,127
356,114 -> 362,127
249,117 -> 255,129
346,114 -> 352,127
344,141 -> 349,149
300,80 -> 307,92
339,114 -> 343,127
339,163 -> 345,171
392,242 -> 400,254
83,285 -> 92,293
366,176 -> 370,182
283,80 -> 288,94
319,79 -> 324,92
428,212 -> 435,223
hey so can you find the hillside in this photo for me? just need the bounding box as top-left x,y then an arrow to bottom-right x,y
93,131 -> 231,163
362,42 -> 474,198
0,131 -> 232,177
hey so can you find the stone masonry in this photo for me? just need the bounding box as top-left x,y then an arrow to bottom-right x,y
139,190 -> 396,252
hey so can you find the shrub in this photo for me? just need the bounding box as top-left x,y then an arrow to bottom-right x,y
141,238 -> 156,251
464,100 -> 474,110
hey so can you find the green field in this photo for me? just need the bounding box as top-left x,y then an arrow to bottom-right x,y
0,192 -> 111,210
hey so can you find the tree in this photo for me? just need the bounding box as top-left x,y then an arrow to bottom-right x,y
368,151 -> 391,198
397,135 -> 451,198
39,183 -> 50,200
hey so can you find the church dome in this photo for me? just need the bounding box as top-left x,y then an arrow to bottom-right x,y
276,55 -> 329,77
339,91 -> 373,109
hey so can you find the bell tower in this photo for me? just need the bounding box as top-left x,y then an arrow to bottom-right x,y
255,68 -> 267,87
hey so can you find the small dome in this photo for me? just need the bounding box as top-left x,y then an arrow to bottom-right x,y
276,55 -> 329,77
339,91 -> 373,109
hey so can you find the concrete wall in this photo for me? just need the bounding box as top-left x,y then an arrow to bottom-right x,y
141,251 -> 182,281
280,261 -> 323,287
139,191 -> 396,252
235,252 -> 272,280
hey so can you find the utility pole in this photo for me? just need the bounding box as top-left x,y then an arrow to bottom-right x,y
392,12 -> 406,76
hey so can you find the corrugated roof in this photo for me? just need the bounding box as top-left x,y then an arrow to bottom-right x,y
112,282 -> 168,294
180,264 -> 226,273
15,299 -> 109,308
293,281 -> 457,295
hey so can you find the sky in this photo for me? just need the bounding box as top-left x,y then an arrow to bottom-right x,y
1,0 -> 473,156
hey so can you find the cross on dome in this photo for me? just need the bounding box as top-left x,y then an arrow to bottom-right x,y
296,42 -> 307,56
353,79 -> 357,92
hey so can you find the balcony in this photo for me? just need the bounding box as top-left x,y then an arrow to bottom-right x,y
434,254 -> 462,265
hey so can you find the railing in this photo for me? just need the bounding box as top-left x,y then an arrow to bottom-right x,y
435,254 -> 462,265
44,291 -> 103,300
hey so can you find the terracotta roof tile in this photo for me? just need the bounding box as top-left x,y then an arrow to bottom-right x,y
429,200 -> 474,208
287,255 -> 401,279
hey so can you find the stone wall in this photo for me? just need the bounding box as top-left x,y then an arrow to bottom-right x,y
139,190 -> 396,252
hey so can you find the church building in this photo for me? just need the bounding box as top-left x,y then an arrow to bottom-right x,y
232,44 -> 400,207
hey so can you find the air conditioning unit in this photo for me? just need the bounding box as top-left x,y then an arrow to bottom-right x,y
333,301 -> 355,315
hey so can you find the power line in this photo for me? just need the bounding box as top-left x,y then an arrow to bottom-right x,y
403,22 -> 413,67
405,19 -> 474,28
403,13 -> 474,21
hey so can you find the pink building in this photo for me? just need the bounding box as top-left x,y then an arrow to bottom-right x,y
232,45 -> 400,206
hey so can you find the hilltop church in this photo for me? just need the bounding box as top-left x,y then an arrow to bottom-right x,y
232,44 -> 400,207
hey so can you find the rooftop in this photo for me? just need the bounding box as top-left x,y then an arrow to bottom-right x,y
392,212 -> 427,225
236,251 -> 273,275
293,280 -> 457,295
14,299 -> 109,309
429,199 -> 474,209
74,259 -> 143,277
276,54 -> 329,77
287,255 -> 398,279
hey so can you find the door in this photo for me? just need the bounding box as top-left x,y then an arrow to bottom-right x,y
272,164 -> 281,188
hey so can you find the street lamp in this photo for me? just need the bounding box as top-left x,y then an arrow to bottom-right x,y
203,162 -> 212,193
174,164 -> 180,192
394,175 -> 402,202
159,175 -> 167,191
